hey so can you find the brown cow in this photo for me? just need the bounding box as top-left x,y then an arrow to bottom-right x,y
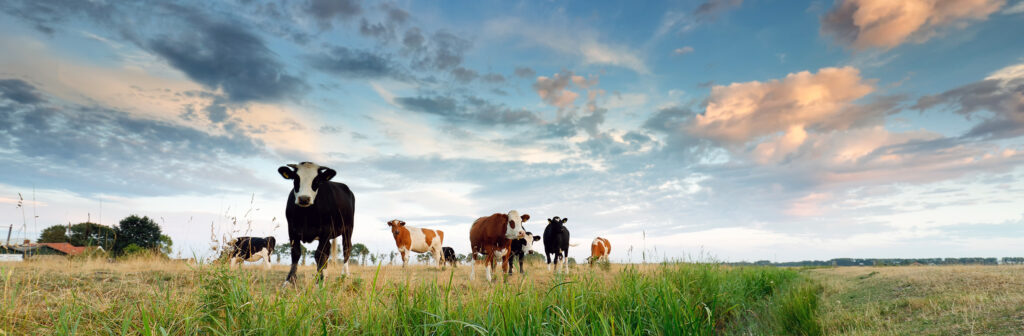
589,237 -> 610,265
387,220 -> 445,267
468,210 -> 529,282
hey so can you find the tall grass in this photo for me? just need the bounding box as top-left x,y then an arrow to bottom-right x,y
1,258 -> 821,335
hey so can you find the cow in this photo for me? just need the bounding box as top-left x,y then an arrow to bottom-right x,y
507,232 -> 541,274
589,237 -> 611,265
442,247 -> 458,268
278,162 -> 355,285
227,236 -> 276,270
543,216 -> 572,273
468,210 -> 529,282
386,219 -> 445,267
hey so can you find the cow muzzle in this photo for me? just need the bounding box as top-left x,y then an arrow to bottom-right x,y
297,196 -> 312,207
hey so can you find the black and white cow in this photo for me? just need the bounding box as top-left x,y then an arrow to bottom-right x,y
442,247 -> 458,268
278,162 -> 355,284
228,236 -> 276,270
507,232 -> 541,274
543,216 -> 572,273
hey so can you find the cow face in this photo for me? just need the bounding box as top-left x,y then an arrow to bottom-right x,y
387,219 -> 406,237
505,210 -> 529,240
523,233 -> 542,254
278,162 -> 336,207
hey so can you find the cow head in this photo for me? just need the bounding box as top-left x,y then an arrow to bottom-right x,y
387,219 -> 406,237
547,216 -> 568,226
265,236 -> 277,252
505,210 -> 529,240
523,232 -> 542,254
278,162 -> 336,207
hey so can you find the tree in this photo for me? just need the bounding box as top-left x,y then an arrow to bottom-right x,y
67,222 -> 116,250
158,235 -> 174,256
275,242 -> 308,264
113,215 -> 162,256
351,243 -> 369,265
38,225 -> 69,243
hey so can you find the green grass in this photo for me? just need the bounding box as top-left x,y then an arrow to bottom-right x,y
1,259 -> 821,335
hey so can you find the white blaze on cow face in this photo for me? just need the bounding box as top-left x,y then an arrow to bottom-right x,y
524,234 -> 541,254
505,210 -> 529,240
278,162 -> 336,207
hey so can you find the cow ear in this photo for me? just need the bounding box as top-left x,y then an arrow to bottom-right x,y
533,235 -> 541,241
562,217 -> 568,223
399,221 -> 406,226
319,167 -> 337,181
521,214 -> 530,222
278,166 -> 294,179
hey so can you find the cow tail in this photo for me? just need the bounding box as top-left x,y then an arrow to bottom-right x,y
331,237 -> 339,265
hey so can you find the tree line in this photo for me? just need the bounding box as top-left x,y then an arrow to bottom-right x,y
728,257 -> 1023,267
34,215 -> 172,257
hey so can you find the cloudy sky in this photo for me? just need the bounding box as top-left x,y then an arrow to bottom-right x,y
1,0 -> 1023,263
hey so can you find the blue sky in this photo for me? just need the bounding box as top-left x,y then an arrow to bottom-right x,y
1,0 -> 1023,263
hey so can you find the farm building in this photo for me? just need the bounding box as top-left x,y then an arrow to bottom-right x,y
0,242 -> 90,257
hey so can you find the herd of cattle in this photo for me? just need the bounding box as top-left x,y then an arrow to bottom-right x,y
225,162 -> 612,284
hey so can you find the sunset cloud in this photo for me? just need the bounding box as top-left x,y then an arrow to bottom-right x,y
822,0 -> 1005,49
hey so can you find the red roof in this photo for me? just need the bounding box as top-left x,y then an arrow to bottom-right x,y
37,243 -> 88,256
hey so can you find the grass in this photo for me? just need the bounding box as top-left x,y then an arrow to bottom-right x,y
0,256 -> 818,335
808,265 -> 1024,335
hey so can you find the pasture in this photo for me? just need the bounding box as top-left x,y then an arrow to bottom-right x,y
1,257 -> 818,335
3,257 -> 1021,335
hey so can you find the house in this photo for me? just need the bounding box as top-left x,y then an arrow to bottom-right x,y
0,242 -> 89,258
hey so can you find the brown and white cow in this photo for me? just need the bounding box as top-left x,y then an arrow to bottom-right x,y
387,219 -> 445,267
468,210 -> 529,282
589,237 -> 610,265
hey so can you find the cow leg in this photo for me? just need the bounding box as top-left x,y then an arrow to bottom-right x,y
314,239 -> 331,283
263,250 -> 272,270
546,252 -> 553,271
563,250 -> 570,273
519,253 -> 525,274
341,231 -> 352,276
484,251 -> 494,282
435,247 -> 443,269
469,252 -> 476,281
229,256 -> 238,269
400,249 -> 409,267
284,240 -> 301,285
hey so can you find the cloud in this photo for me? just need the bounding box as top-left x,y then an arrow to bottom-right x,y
914,62 -> 1024,140
305,0 -> 361,29
406,31 -> 473,71
308,46 -> 408,80
0,79 -> 44,104
822,0 -> 1005,50
394,95 -> 542,126
532,71 -> 599,110
673,46 -> 695,55
694,0 -> 743,21
689,67 -> 878,145
0,79 -> 272,196
481,73 -> 506,84
514,67 -> 536,78
1004,1 -> 1024,13
451,67 -> 479,84
484,17 -> 649,74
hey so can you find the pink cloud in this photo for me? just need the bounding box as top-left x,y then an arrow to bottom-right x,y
822,0 -> 1005,50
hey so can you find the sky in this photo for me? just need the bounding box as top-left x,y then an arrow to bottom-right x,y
1,0 -> 1023,263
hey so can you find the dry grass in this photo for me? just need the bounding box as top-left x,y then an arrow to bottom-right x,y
0,257 -> 817,335
808,265 -> 1024,335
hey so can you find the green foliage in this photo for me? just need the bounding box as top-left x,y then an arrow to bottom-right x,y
113,215 -> 162,256
67,222 -> 116,250
773,282 -> 822,335
121,244 -> 146,256
37,225 -> 69,243
158,235 -> 173,256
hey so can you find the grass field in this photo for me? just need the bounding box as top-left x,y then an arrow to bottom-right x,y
0,257 -> 819,335
1,257 -> 1020,335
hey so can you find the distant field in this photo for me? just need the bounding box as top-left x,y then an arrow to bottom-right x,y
0,257 -> 819,335
808,265 -> 1024,335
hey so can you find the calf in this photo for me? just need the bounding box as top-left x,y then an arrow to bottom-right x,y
468,210 -> 529,282
278,162 -> 355,285
387,220 -> 445,267
589,237 -> 611,265
228,236 -> 276,270
442,247 -> 458,268
543,216 -> 571,273
507,232 -> 541,274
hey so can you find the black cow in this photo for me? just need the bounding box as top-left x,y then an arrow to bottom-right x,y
507,232 -> 541,274
442,247 -> 458,268
228,236 -> 276,270
278,162 -> 355,284
543,216 -> 571,273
